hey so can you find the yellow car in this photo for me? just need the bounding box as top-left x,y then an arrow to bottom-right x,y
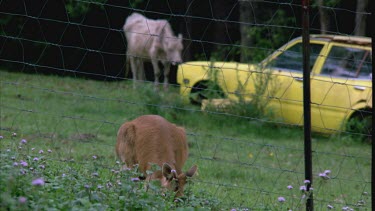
177,35 -> 372,136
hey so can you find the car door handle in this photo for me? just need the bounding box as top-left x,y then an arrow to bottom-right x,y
294,77 -> 303,82
354,86 -> 366,91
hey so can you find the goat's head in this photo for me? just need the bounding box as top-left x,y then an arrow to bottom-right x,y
161,163 -> 197,198
164,34 -> 183,65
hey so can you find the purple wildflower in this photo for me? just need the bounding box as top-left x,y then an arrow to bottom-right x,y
319,172 -> 330,180
0,135 -> 3,139
33,157 -> 39,161
20,139 -> 27,144
13,162 -> 19,166
324,170 -> 331,175
92,155 -> 97,159
304,180 -> 310,184
106,182 -> 113,188
20,169 -> 26,175
39,165 -> 45,169
327,204 -> 334,209
11,156 -> 15,160
300,186 -> 307,191
39,150 -> 44,154
278,196 -> 286,203
97,185 -> 103,189
92,172 -> 99,177
31,148 -> 35,151
123,167 -> 131,171
131,177 -> 140,182
287,185 -> 293,190
48,149 -> 52,153
12,132 -> 17,137
32,178 -> 45,186
20,161 -> 28,167
18,196 -> 27,204
84,184 -> 91,189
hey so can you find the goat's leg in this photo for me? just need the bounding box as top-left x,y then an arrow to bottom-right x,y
151,59 -> 161,90
163,62 -> 171,91
137,59 -> 145,81
129,56 -> 138,89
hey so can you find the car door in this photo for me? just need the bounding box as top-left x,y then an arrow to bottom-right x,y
310,43 -> 372,133
263,40 -> 325,125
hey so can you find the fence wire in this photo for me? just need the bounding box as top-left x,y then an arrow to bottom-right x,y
0,0 -> 372,210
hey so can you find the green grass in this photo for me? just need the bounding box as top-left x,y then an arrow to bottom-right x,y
0,70 -> 371,210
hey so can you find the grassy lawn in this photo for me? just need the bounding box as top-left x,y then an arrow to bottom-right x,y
0,70 -> 371,210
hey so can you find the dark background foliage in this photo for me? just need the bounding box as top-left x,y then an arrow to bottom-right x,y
0,0 -> 372,82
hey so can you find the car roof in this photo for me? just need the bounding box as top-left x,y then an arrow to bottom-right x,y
310,34 -> 372,46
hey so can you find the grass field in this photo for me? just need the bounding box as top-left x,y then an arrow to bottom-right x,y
0,70 -> 371,210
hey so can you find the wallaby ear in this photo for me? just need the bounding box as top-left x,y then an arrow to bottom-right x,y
185,165 -> 198,177
162,163 -> 177,180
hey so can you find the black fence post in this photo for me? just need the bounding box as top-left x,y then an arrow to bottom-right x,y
371,1 -> 374,208
302,0 -> 313,210
372,3 -> 374,207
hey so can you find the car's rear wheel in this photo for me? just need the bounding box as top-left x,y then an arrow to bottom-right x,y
189,81 -> 225,105
346,110 -> 372,142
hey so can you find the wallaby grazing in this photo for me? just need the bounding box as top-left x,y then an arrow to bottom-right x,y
116,115 -> 197,197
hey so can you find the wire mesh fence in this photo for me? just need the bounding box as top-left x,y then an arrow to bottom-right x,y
0,0 -> 372,210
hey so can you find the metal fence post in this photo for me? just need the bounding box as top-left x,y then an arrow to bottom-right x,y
372,5 -> 374,207
371,2 -> 374,208
302,0 -> 313,210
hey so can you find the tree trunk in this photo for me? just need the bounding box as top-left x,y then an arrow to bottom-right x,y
318,0 -> 329,34
354,0 -> 368,36
184,0 -> 193,61
212,0 -> 239,61
239,0 -> 258,63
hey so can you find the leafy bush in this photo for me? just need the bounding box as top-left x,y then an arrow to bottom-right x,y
241,10 -> 296,63
204,63 -> 276,124
140,83 -> 188,121
65,0 -> 106,19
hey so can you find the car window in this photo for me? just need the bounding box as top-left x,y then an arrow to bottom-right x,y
320,46 -> 372,79
267,43 -> 324,72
